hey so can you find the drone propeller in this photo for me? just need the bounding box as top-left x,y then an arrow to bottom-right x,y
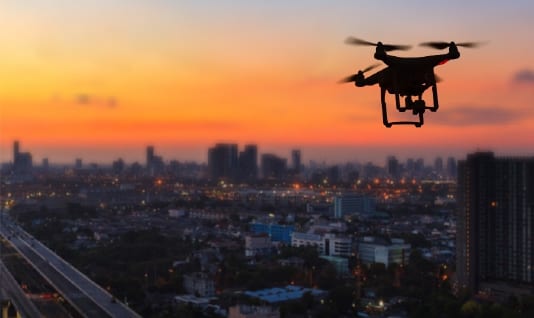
339,63 -> 380,83
419,41 -> 484,50
345,37 -> 411,51
361,63 -> 380,73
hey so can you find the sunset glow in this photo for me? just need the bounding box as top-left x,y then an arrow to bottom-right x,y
1,1 -> 533,163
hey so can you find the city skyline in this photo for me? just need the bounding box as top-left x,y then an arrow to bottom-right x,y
1,1 -> 534,164
0,139 -> 511,167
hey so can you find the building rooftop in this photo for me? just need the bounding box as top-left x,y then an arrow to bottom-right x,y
243,285 -> 326,304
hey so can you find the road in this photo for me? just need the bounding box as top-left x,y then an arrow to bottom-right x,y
0,260 -> 42,318
0,213 -> 141,318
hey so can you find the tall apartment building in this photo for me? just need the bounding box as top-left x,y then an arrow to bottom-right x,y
238,144 -> 258,182
291,149 -> 301,173
261,153 -> 287,180
456,152 -> 534,297
208,143 -> 239,181
146,145 -> 164,176
12,140 -> 33,175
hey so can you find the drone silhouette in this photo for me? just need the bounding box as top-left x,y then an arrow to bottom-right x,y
341,37 -> 482,127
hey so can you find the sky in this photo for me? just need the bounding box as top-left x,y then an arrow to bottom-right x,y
1,1 -> 533,165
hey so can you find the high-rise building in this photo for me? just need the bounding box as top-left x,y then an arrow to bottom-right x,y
387,156 -> 400,179
12,140 -> 33,175
146,145 -> 164,176
414,158 -> 425,176
146,146 -> 154,169
434,156 -> 443,173
457,152 -> 534,297
447,157 -> 457,179
208,143 -> 239,181
112,158 -> 125,175
13,141 -> 19,159
261,154 -> 287,180
291,149 -> 301,173
406,158 -> 415,176
238,144 -> 258,182
42,158 -> 49,171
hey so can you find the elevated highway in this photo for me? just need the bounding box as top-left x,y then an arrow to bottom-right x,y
0,260 -> 41,318
0,214 -> 141,318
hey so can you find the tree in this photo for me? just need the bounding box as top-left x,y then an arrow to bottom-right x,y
329,285 -> 356,314
460,300 -> 481,318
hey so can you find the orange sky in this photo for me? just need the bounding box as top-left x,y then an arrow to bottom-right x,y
1,1 -> 533,164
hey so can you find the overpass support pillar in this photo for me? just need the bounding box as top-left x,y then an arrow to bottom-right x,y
1,302 -> 7,318
1,301 -> 20,318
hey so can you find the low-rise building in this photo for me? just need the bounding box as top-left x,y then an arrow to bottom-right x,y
291,232 -> 324,254
183,272 -> 215,297
243,285 -> 327,304
250,223 -> 294,243
334,193 -> 376,218
245,234 -> 272,257
228,305 -> 279,318
320,255 -> 350,276
358,237 -> 410,268
291,232 -> 352,257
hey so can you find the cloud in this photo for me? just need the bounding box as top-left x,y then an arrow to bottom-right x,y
432,105 -> 528,126
76,94 -> 91,105
513,69 -> 534,84
75,93 -> 118,108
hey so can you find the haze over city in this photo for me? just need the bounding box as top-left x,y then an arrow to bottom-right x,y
1,1 -> 533,163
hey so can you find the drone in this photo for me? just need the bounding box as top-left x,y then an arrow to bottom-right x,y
341,37 -> 482,127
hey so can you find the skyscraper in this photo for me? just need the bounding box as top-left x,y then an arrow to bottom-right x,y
434,156 -> 443,173
146,145 -> 164,176
291,149 -> 301,173
13,140 -> 32,175
387,155 -> 399,180
447,157 -> 457,179
457,152 -> 534,297
238,144 -> 258,183
208,143 -> 239,182
13,140 -> 19,159
146,146 -> 154,169
261,153 -> 287,180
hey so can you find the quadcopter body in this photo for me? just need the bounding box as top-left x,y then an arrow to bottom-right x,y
342,38 -> 480,127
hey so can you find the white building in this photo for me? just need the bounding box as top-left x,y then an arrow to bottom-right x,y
291,232 -> 325,254
358,237 -> 411,268
325,234 -> 352,257
291,233 -> 352,257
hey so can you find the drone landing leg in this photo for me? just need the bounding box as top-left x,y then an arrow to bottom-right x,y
395,93 -> 407,112
430,83 -> 439,112
381,89 -> 424,127
416,112 -> 424,128
381,87 -> 392,128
